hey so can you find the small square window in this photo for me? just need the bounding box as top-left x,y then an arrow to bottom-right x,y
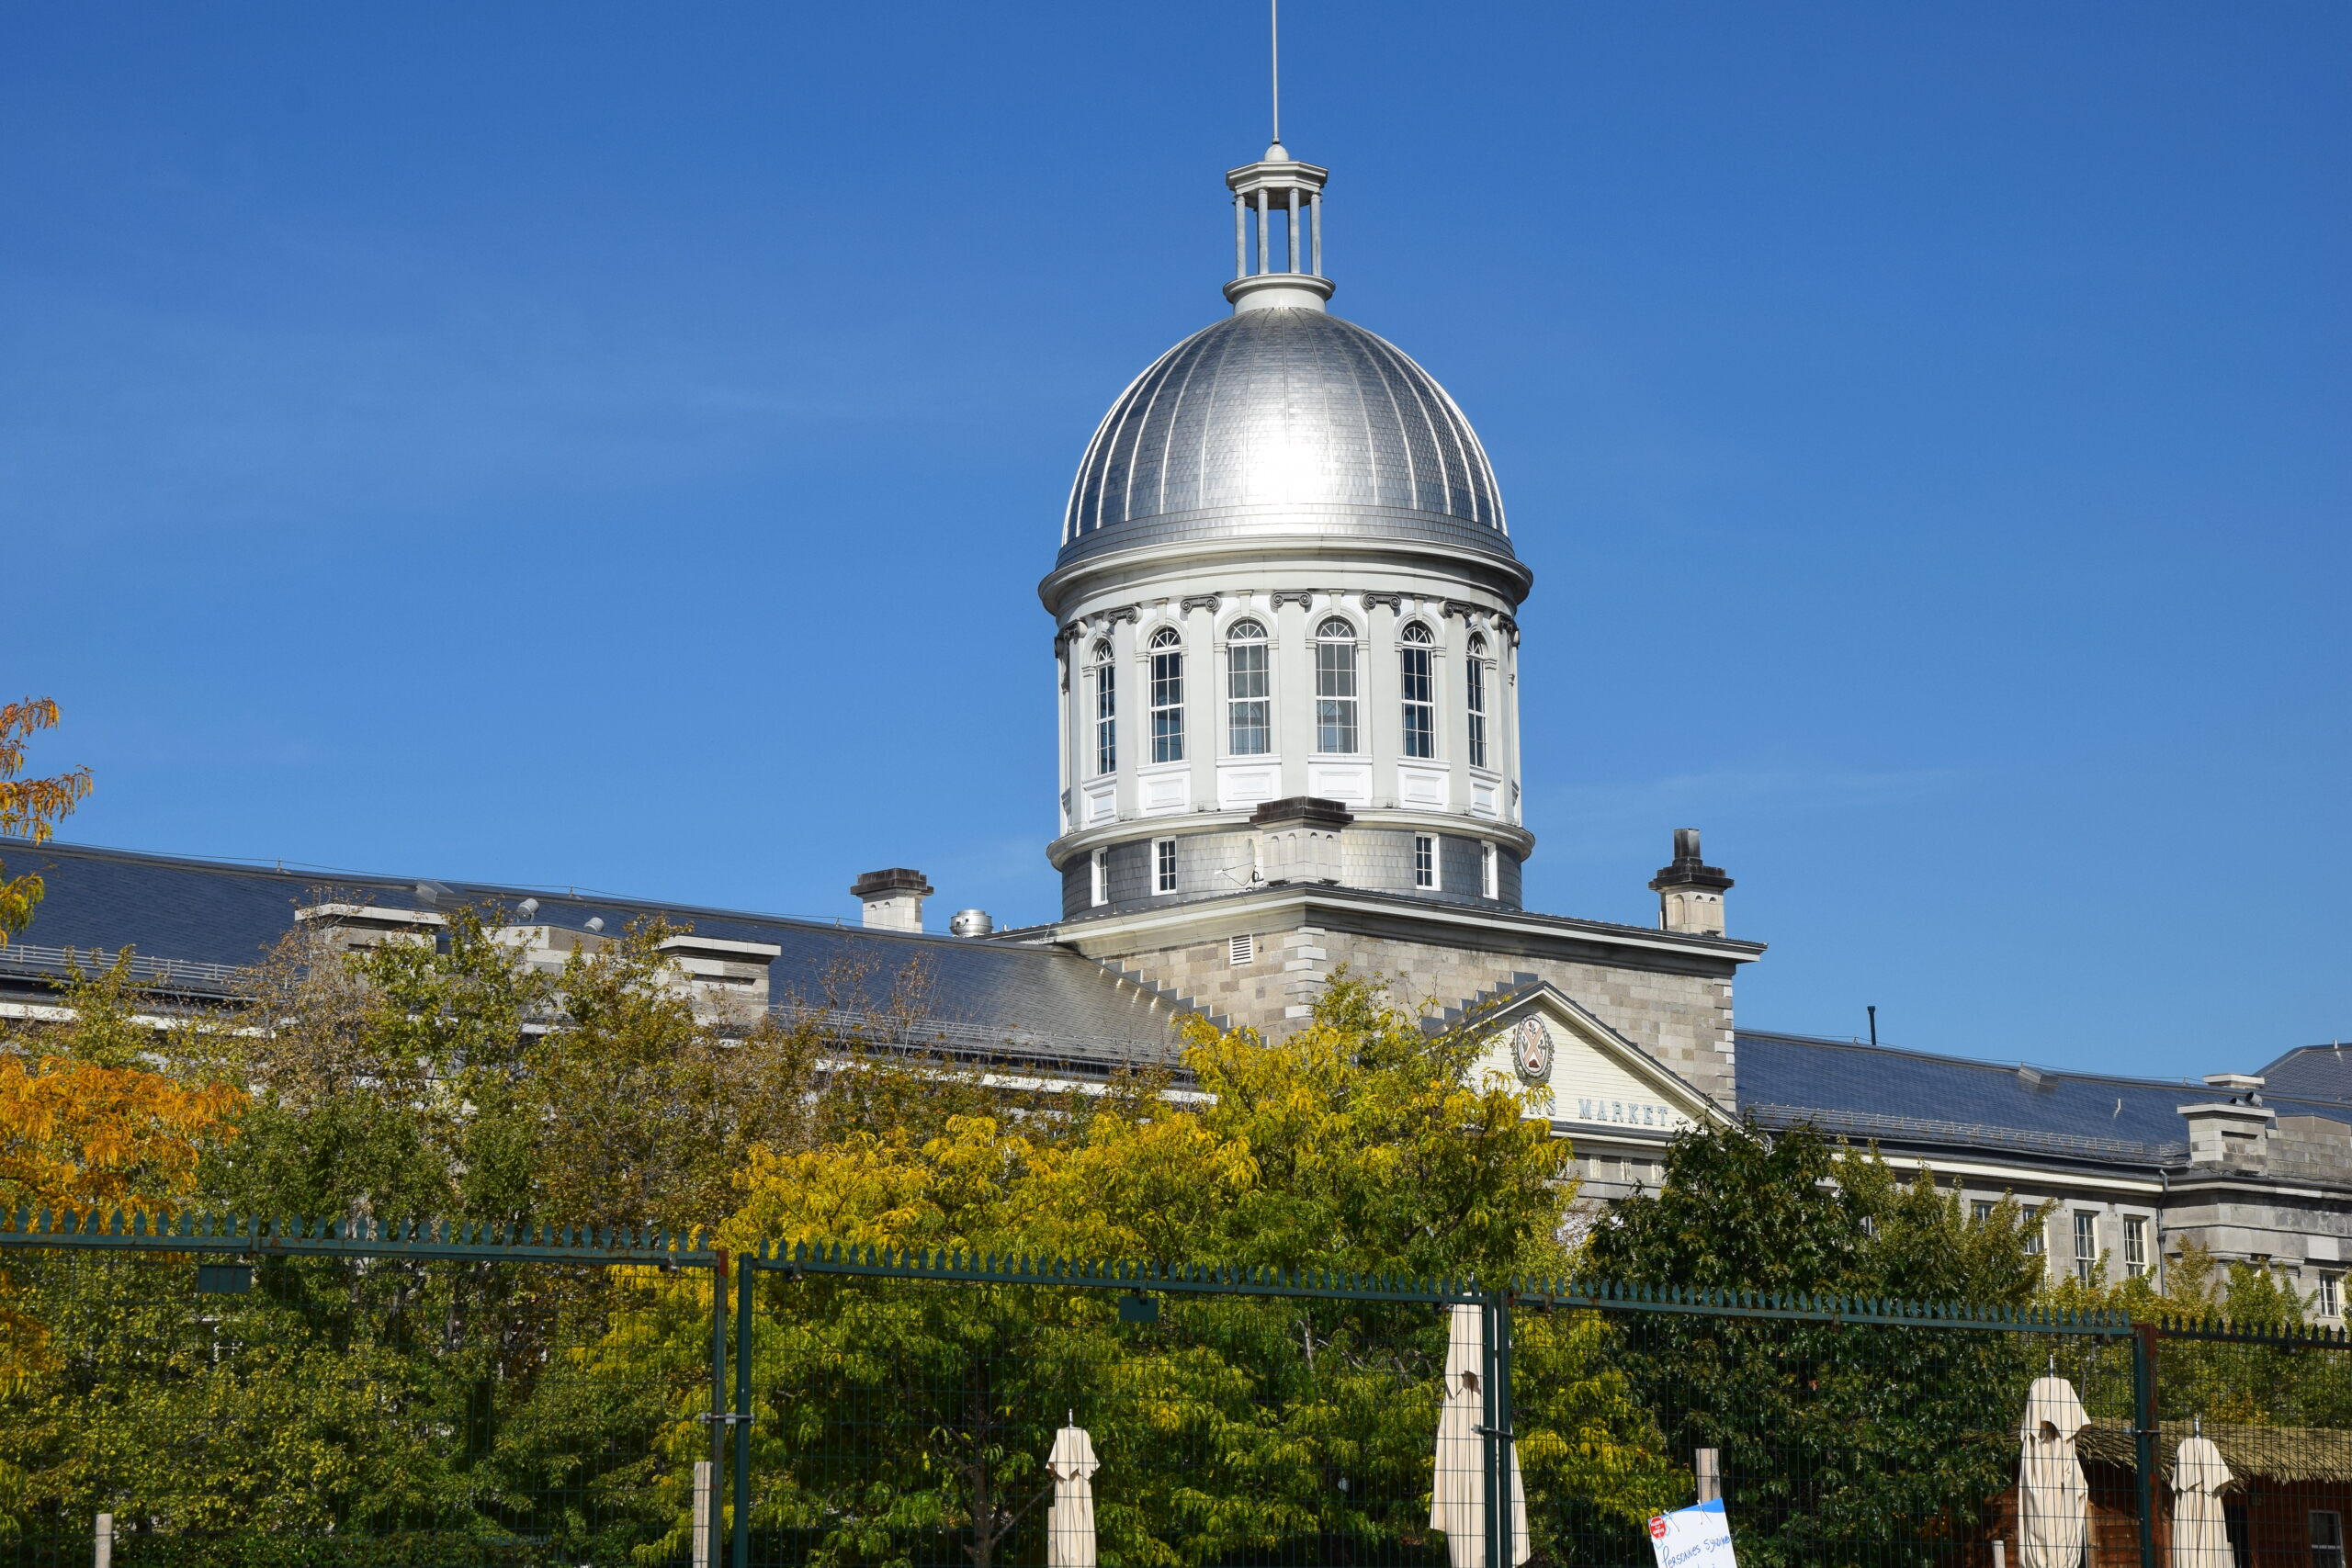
1971,1200 -> 1996,1224
1153,839 -> 1177,895
1413,834 -> 1437,890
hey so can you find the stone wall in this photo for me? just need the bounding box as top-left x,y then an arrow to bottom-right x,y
2268,1113 -> 2352,1184
1112,920 -> 1738,1107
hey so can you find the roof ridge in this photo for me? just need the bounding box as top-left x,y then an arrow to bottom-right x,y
6,836 -> 1061,945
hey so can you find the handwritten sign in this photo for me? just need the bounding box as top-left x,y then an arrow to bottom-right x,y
1649,1500 -> 1736,1568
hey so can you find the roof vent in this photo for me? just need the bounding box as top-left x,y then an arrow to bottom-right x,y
949,908 -> 994,938
516,897 -> 539,918
2018,1065 -> 2048,1089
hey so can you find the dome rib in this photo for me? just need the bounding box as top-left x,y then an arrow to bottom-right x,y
1057,309 -> 1512,566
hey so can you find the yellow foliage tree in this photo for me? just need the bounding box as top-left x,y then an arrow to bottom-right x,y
693,978 -> 1681,1568
0,1055 -> 242,1214
0,697 -> 95,946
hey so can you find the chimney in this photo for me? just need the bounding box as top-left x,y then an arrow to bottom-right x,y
1250,796 -> 1351,886
1649,828 -> 1733,936
851,868 -> 933,932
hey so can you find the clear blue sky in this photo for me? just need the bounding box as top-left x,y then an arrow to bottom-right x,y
5,3 -> 2346,1078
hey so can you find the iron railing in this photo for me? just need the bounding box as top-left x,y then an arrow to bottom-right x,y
5,1212 -> 2346,1568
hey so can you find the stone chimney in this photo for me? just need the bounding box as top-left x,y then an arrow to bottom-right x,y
1649,828 -> 1733,936
1250,796 -> 1351,886
2180,1076 -> 2274,1170
851,868 -> 933,932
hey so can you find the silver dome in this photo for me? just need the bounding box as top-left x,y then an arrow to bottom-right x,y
1058,308 -> 1512,569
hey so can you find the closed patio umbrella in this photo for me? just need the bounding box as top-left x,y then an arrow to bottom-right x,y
2171,1428 -> 2233,1568
1430,1304 -> 1530,1568
1046,1419 -> 1100,1568
2018,1375 -> 2091,1568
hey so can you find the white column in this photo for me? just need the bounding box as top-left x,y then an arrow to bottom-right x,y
1112,615 -> 1138,820
1440,610 -> 1471,812
1363,596 -> 1399,807
1185,598 -> 1217,809
1503,627 -> 1525,824
1274,595 -> 1313,798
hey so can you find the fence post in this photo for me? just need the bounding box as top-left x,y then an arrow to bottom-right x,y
733,1249 -> 755,1567
2132,1324 -> 2159,1568
1696,1449 -> 1721,1504
709,1249 -> 730,1567
691,1461 -> 713,1568
1482,1293 -> 1518,1568
93,1512 -> 112,1568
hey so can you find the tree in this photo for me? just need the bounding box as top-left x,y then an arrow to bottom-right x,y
704,978 -> 1682,1568
1578,1117 -> 2053,1568
0,697 -> 94,945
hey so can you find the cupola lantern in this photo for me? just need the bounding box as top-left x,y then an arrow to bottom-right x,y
1225,146 -> 1331,312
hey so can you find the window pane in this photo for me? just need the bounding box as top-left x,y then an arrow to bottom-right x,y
1149,648 -> 1184,763
1230,699 -> 1269,755
1466,656 -> 1488,770
1228,642 -> 1269,755
1402,645 -> 1434,759
1093,659 -> 1116,774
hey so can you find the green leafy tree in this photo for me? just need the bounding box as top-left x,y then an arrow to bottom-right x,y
1578,1117 -> 2054,1568
696,978 -> 1682,1568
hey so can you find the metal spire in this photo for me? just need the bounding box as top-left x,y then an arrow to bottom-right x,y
1270,0 -> 1282,149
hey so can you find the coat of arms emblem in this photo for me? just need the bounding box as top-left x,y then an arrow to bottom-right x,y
1510,1017 -> 1553,1082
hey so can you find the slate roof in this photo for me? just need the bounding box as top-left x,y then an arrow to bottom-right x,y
1737,1029 -> 2352,1169
0,838 -> 1190,1070
2256,1043 -> 2352,1107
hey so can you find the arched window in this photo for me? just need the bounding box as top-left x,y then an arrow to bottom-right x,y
1314,617 -> 1359,754
1148,626 -> 1184,764
1225,619 -> 1270,756
1091,638 -> 1116,774
1400,621 -> 1437,759
1465,633 -> 1490,770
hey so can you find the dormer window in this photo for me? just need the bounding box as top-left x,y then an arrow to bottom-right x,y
1091,639 -> 1116,774
1226,619 -> 1271,755
1314,617 -> 1358,754
1400,621 -> 1436,759
1148,626 -> 1184,763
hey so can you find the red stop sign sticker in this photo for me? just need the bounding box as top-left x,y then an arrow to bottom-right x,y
1649,1517 -> 1669,1540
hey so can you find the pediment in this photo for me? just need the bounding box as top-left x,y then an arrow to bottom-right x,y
1466,984 -> 1728,1139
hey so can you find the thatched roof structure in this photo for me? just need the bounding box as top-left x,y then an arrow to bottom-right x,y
2080,1418 -> 2352,1486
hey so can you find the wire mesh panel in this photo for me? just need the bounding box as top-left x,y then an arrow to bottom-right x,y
2139,1325 -> 2352,1568
734,1268 -> 1470,1568
1527,1305 -> 2138,1568
0,1244 -> 710,1567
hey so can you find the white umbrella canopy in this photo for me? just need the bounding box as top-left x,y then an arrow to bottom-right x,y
1430,1303 -> 1531,1568
2171,1433 -> 2233,1568
2018,1375 -> 2092,1568
1046,1421 -> 1101,1568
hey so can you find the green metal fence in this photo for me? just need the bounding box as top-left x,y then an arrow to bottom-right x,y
5,1209 -> 2348,1568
